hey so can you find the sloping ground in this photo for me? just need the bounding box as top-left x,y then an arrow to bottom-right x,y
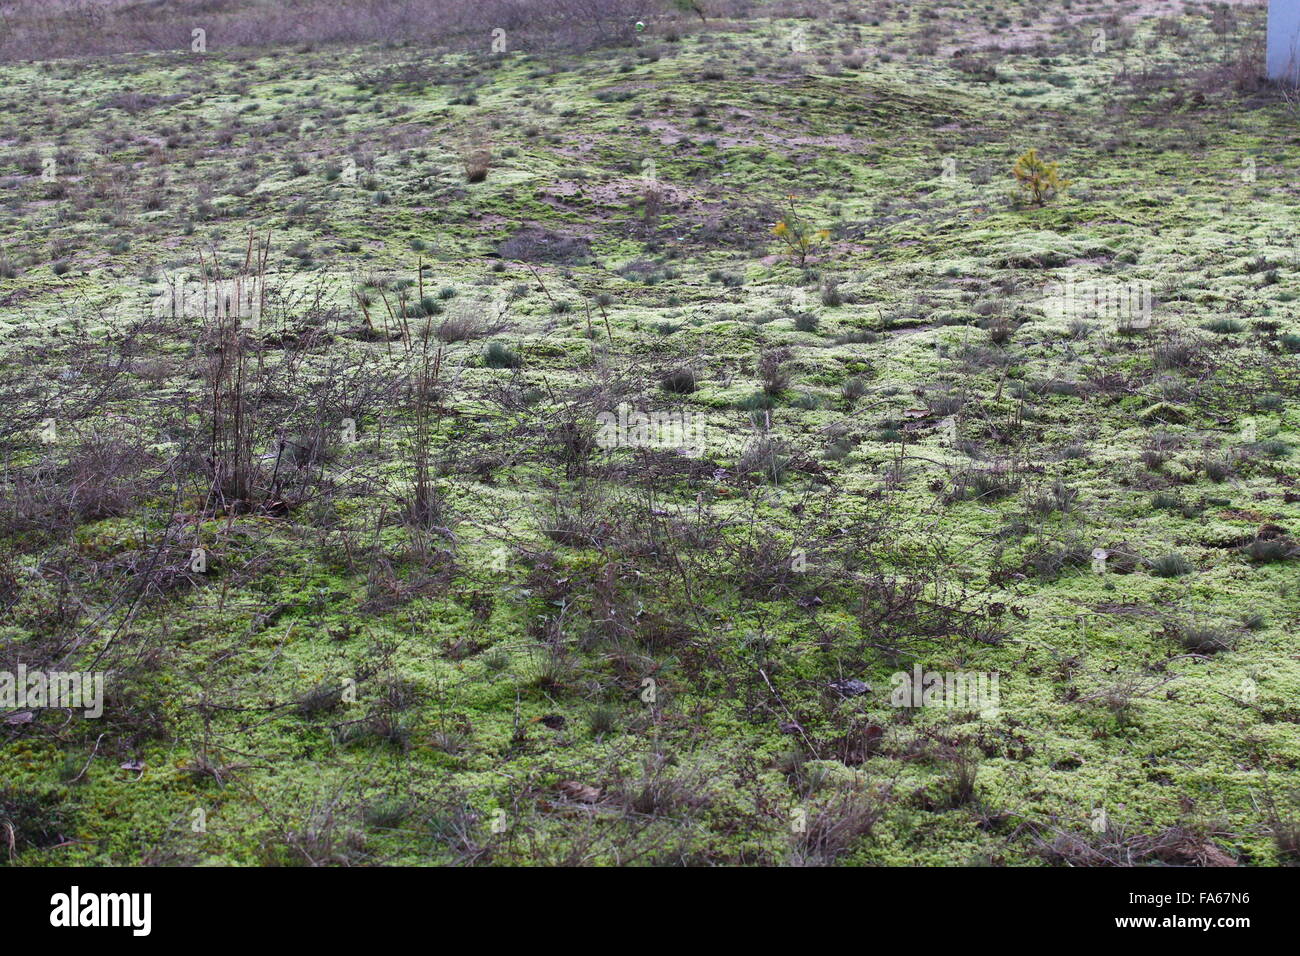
1,0 -> 1298,866
0,0 -> 645,61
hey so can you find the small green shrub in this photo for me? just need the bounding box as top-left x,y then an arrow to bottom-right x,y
794,312 -> 820,333
484,341 -> 522,369
1012,148 -> 1070,205
771,195 -> 830,265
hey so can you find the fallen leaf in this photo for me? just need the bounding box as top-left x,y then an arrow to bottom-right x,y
556,780 -> 600,803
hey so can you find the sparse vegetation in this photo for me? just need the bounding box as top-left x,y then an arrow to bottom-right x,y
0,0 -> 1295,875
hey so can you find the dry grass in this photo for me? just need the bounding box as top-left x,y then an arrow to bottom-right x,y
0,0 -> 654,62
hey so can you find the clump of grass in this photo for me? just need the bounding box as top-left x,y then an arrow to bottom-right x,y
986,317 -> 1014,345
362,799 -> 411,830
1163,621 -> 1234,655
1059,443 -> 1088,460
1203,318 -> 1242,334
528,647 -> 575,692
436,311 -> 485,342
295,682 -> 343,717
1147,552 -> 1192,578
758,347 -> 791,395
794,312 -> 820,333
789,787 -> 885,867
462,145 -> 492,183
842,375 -> 869,401
484,341 -> 522,369
835,329 -> 880,345
824,436 -> 855,461
926,391 -> 965,417
738,391 -> 778,411
1241,535 -> 1297,563
1025,480 -> 1077,516
588,704 -> 618,737
430,728 -> 471,756
1152,336 -> 1195,370
1140,448 -> 1167,472
660,367 -> 697,394
1150,491 -> 1185,512
406,296 -> 441,318
946,466 -> 1018,503
1200,456 -> 1234,482
737,437 -> 790,484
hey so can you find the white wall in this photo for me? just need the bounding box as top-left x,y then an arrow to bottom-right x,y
1268,0 -> 1300,81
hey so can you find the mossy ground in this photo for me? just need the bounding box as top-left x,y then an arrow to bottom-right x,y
1,0 -> 1298,866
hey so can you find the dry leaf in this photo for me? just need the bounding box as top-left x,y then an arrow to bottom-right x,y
556,780 -> 601,803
